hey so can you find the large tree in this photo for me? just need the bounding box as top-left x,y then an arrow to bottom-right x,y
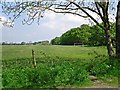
1,0 -> 117,57
60,24 -> 91,45
116,1 -> 120,58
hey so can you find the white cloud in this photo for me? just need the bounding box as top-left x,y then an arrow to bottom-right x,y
0,16 -> 7,21
40,11 -> 90,32
0,16 -> 6,30
0,22 -> 2,30
0,16 -> 14,27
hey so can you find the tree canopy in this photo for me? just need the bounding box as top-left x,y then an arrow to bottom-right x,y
51,23 -> 116,46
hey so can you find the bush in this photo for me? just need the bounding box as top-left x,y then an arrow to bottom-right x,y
2,55 -> 119,88
2,58 -> 90,88
54,63 -> 89,86
87,56 -> 119,77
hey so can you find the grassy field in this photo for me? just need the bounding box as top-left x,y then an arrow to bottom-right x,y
2,45 -> 107,60
1,45 -> 119,88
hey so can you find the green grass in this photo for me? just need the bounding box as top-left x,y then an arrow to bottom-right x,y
2,45 -> 119,88
2,45 -> 107,60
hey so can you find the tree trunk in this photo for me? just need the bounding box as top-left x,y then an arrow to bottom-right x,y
102,2 -> 114,57
116,1 -> 120,58
103,22 -> 114,57
104,27 -> 114,57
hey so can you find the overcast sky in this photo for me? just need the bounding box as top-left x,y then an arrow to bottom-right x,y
0,1 -> 117,43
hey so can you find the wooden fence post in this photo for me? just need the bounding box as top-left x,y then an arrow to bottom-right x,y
32,49 -> 36,68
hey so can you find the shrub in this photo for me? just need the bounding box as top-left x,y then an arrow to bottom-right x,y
2,58 -> 89,88
3,55 -> 118,88
87,56 -> 119,77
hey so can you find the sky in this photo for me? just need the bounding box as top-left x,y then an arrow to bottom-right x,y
0,0 -> 117,43
1,12 -> 90,43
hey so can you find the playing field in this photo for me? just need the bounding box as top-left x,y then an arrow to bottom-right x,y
2,45 -> 107,60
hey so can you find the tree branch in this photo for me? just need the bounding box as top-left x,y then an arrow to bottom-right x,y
48,8 -> 88,18
95,2 -> 104,21
71,2 -> 104,29
82,7 -> 99,15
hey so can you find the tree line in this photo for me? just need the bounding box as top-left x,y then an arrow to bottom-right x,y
1,40 -> 50,45
51,23 -> 115,46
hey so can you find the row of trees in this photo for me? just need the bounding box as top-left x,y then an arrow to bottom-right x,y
1,41 -> 50,45
1,0 -> 120,58
51,23 -> 115,46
